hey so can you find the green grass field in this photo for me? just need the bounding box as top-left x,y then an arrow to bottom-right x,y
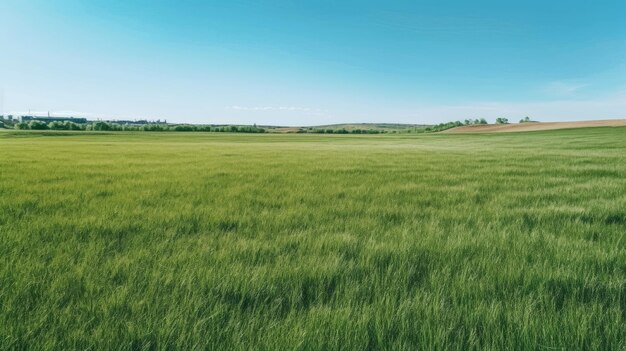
1,128 -> 625,350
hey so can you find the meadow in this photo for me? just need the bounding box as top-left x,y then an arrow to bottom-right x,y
1,128 -> 625,350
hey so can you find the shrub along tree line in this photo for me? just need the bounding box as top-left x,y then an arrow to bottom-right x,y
421,118 -> 488,132
10,120 -> 266,133
298,128 -> 384,134
519,116 -> 537,123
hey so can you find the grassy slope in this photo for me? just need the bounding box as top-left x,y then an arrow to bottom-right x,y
1,129 -> 625,350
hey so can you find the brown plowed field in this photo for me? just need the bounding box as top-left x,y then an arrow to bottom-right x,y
443,119 -> 626,133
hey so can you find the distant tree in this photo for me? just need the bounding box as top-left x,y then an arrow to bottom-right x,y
93,121 -> 112,131
122,124 -> 140,131
142,124 -> 166,131
423,120 -> 465,133
49,121 -> 68,130
238,125 -> 265,133
495,117 -> 509,124
65,122 -> 82,130
15,122 -> 30,130
29,121 -> 49,130
479,118 -> 488,124
0,120 -> 4,128
174,125 -> 196,131
519,116 -> 533,123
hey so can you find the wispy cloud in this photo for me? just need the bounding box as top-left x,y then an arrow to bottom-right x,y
542,81 -> 588,97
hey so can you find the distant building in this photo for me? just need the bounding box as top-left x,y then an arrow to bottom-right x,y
20,116 -> 88,124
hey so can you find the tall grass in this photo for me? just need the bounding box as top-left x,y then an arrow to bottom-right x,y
1,128 -> 625,350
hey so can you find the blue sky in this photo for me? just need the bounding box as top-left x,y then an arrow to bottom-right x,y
1,0 -> 625,125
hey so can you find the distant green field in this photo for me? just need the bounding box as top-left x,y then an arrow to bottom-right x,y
1,128 -> 625,350
264,122 -> 426,133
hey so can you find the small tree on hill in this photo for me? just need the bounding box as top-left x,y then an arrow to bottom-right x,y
495,117 -> 509,124
520,116 -> 532,123
473,118 -> 488,125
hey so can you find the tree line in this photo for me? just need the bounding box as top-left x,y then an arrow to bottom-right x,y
421,118 -> 488,132
419,116 -> 536,132
298,128 -> 384,134
1,116 -> 537,133
8,120 -> 266,133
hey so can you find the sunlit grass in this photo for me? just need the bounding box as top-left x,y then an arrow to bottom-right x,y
1,128 -> 625,350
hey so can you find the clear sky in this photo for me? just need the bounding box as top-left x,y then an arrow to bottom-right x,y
1,0 -> 625,125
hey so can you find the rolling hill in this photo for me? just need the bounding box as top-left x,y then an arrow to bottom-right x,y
443,119 -> 626,133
